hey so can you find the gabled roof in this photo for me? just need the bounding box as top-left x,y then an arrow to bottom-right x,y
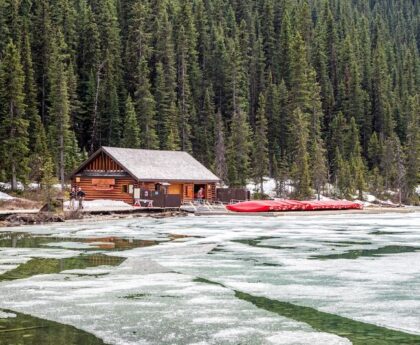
73,146 -> 220,182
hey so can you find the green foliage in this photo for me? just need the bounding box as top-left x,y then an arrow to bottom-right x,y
0,0 -> 418,202
290,108 -> 312,199
227,109 -> 251,187
121,96 -> 141,148
0,41 -> 29,190
252,93 -> 269,193
134,57 -> 158,149
41,155 -> 58,205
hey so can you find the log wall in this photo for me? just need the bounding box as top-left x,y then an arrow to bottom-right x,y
73,177 -> 136,204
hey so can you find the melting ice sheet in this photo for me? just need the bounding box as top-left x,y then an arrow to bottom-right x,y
0,212 -> 419,344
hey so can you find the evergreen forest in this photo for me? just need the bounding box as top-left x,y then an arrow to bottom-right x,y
0,0 -> 419,202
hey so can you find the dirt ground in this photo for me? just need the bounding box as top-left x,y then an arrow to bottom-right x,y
0,198 -> 41,211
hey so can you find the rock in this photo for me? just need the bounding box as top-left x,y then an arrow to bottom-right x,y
5,212 -> 64,226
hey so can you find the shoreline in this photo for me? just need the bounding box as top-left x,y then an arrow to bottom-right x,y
0,206 -> 419,228
194,207 -> 420,217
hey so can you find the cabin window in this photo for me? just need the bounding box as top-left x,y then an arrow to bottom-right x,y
75,177 -> 80,183
122,185 -> 128,193
128,185 -> 134,194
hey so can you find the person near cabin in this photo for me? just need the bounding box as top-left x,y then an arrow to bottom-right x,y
197,187 -> 204,204
77,187 -> 86,210
69,187 -> 77,210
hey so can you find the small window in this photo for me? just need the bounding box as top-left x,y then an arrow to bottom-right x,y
122,185 -> 128,193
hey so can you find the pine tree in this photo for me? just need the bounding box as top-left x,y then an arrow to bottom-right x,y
278,8 -> 292,85
21,23 -> 40,153
134,56 -> 158,149
176,25 -> 193,152
47,31 -> 73,189
227,109 -> 251,187
214,109 -> 227,184
367,131 -> 381,169
347,117 -> 366,199
0,41 -> 29,190
311,138 -> 328,200
195,86 -> 215,167
289,108 -> 312,199
40,155 -> 58,206
330,111 -> 347,173
29,116 -> 50,183
121,95 -> 140,148
335,147 -> 353,199
124,1 -> 152,94
252,93 -> 269,194
404,95 -> 419,202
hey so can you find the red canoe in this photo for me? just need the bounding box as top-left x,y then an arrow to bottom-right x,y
226,199 -> 363,212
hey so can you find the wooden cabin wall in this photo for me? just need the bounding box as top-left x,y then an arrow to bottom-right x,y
206,183 -> 216,201
85,152 -> 124,172
73,177 -> 136,204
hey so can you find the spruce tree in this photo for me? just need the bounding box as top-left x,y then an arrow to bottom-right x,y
0,41 -> 29,191
367,131 -> 381,169
195,86 -> 216,167
214,109 -> 227,184
252,93 -> 269,194
121,95 -> 140,148
29,116 -> 50,183
311,138 -> 328,200
289,108 -> 312,199
47,31 -> 73,189
347,117 -> 366,199
335,147 -> 353,199
134,56 -> 158,149
227,109 -> 251,187
404,95 -> 419,202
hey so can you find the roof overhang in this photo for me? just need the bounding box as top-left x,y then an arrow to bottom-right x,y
70,146 -> 221,183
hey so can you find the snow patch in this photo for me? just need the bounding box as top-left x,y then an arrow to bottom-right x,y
246,178 -> 295,197
266,331 -> 352,345
0,311 -> 16,318
0,191 -> 14,200
64,199 -> 133,210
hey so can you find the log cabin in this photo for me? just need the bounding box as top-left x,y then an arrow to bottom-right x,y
70,146 -> 220,207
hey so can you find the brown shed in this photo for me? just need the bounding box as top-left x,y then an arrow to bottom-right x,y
70,146 -> 220,207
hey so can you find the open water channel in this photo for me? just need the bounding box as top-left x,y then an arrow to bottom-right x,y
0,212 -> 419,345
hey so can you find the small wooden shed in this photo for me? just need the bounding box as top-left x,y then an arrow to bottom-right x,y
70,146 -> 220,206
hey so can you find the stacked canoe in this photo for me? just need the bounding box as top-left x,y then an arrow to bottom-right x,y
226,199 -> 362,213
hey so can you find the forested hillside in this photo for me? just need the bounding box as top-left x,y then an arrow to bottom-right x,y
0,0 -> 419,202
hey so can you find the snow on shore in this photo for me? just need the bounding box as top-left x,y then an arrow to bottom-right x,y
0,191 -> 14,200
63,199 -> 133,210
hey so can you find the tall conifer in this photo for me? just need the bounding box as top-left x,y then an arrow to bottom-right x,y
0,42 -> 29,190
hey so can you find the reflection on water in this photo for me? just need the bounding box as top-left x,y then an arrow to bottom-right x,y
194,277 -> 420,345
0,254 -> 125,282
311,245 -> 420,260
0,232 -> 160,251
0,309 -> 106,345
234,290 -> 420,345
234,237 -> 296,250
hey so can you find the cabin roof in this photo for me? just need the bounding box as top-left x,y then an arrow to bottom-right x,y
73,146 -> 220,182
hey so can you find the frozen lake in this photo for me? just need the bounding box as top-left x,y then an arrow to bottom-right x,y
0,213 -> 419,345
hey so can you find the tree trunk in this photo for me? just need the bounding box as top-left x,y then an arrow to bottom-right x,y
60,132 -> 65,190
90,61 -> 106,154
260,176 -> 264,195
11,162 -> 17,191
